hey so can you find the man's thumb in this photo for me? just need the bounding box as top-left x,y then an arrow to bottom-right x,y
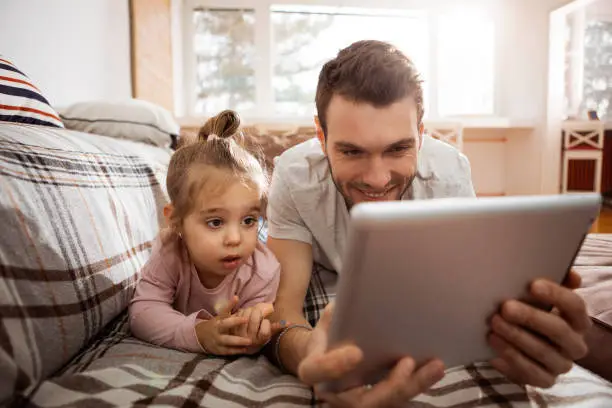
317,302 -> 335,332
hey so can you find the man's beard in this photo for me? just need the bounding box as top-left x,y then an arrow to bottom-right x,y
326,157 -> 416,209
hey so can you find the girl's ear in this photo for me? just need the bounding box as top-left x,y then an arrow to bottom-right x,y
163,204 -> 173,221
163,204 -> 178,231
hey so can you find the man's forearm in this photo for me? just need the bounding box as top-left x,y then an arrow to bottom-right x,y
266,309 -> 312,374
277,324 -> 312,374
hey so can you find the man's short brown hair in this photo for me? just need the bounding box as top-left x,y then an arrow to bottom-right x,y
315,40 -> 424,136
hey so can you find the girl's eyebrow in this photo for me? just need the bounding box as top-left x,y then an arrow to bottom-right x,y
199,208 -> 224,215
200,205 -> 261,215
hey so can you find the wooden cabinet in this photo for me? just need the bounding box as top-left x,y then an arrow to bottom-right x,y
562,124 -> 611,193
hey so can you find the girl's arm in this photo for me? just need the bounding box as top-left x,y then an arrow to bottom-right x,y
128,255 -> 206,353
239,245 -> 281,308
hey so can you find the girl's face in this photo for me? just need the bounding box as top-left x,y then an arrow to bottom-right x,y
178,176 -> 262,289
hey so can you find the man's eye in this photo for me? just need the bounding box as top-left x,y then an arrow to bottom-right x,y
207,219 -> 223,228
342,150 -> 362,157
388,146 -> 410,154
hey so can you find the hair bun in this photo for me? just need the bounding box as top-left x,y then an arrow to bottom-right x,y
198,110 -> 241,142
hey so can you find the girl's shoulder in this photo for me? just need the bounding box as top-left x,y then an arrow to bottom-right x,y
147,230 -> 188,269
249,242 -> 280,282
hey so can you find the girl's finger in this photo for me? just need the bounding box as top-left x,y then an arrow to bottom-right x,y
218,316 -> 249,333
254,303 -> 275,318
218,346 -> 249,356
257,319 -> 271,344
248,308 -> 263,339
218,296 -> 239,318
270,321 -> 287,335
218,334 -> 252,347
238,308 -> 252,338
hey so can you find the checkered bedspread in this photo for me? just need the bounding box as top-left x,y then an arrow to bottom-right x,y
18,265 -> 612,407
1,123 -> 611,407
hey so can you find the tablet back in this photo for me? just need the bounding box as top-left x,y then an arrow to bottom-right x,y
324,193 -> 601,393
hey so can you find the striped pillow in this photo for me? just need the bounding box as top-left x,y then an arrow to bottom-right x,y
0,56 -> 64,128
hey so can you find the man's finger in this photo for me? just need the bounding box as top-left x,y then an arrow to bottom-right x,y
490,357 -> 523,386
488,332 -> 556,388
500,300 -> 588,360
299,344 -> 362,385
218,295 -> 239,318
490,315 -> 573,374
218,334 -> 253,347
218,316 -> 249,332
302,302 -> 334,359
361,358 -> 445,407
530,280 -> 591,334
562,269 -> 581,290
318,302 -> 335,333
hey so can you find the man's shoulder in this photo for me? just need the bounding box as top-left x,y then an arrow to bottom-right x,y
420,134 -> 471,176
273,137 -> 328,185
412,134 -> 475,198
275,137 -> 322,166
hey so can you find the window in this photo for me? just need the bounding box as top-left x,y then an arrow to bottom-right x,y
192,8 -> 256,114
184,2 -> 496,120
437,11 -> 495,116
582,20 -> 612,120
564,11 -> 612,121
271,6 -> 428,116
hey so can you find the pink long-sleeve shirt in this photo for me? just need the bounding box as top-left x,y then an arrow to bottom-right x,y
129,235 -> 280,353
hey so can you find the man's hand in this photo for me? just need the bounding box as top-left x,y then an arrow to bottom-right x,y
195,296 -> 253,355
234,303 -> 284,354
298,303 -> 446,407
488,269 -> 591,388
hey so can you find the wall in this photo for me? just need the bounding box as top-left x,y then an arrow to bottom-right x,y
493,0 -> 576,195
542,0 -> 601,195
0,0 -> 132,109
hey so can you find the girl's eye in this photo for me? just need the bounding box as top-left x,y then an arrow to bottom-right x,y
206,219 -> 223,228
242,216 -> 258,226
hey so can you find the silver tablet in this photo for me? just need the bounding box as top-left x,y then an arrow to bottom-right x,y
322,193 -> 602,393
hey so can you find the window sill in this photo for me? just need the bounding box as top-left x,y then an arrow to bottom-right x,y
177,116 -> 536,130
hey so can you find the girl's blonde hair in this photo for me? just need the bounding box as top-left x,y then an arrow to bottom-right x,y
165,110 -> 268,232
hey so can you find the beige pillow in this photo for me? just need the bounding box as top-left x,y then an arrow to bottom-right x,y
60,99 -> 179,149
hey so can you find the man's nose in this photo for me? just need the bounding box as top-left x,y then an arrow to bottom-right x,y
362,157 -> 391,190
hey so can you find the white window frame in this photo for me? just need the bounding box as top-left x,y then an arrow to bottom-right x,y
182,0 -> 497,123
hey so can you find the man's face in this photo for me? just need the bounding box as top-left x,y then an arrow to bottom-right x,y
316,94 -> 424,208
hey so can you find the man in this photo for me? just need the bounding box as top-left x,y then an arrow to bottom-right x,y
265,40 -> 590,407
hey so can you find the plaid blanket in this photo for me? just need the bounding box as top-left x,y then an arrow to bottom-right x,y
2,123 -> 611,407
16,263 -> 612,407
0,123 -> 170,403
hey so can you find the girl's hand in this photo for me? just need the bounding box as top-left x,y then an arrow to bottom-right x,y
195,296 -> 252,355
234,303 -> 285,354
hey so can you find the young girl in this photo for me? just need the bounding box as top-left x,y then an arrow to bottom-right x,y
129,110 -> 282,356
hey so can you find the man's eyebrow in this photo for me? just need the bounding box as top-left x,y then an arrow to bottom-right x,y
386,137 -> 416,150
334,137 -> 416,151
333,141 -> 363,151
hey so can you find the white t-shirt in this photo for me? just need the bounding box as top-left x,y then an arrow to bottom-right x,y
267,134 -> 476,273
